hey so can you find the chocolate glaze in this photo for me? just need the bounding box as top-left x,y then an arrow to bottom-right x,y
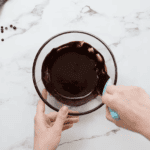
42,41 -> 109,106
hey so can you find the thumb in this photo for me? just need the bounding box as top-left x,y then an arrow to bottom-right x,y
53,106 -> 68,135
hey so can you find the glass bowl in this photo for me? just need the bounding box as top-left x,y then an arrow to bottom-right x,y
32,31 -> 118,116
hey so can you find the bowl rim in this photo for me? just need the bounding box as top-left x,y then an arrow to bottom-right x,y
32,30 -> 118,116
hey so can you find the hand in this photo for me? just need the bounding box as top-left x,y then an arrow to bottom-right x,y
34,89 -> 79,150
102,85 -> 150,140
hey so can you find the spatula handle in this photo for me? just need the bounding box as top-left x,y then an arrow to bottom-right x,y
102,78 -> 120,121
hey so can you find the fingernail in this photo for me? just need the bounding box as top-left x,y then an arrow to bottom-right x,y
61,106 -> 68,115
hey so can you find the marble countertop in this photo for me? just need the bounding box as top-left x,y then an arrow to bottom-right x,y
0,0 -> 150,149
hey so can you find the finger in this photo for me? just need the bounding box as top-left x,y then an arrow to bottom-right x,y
47,110 -> 79,123
105,106 -> 134,131
102,93 -> 114,107
51,122 -> 73,131
105,105 -> 122,128
53,106 -> 69,135
62,124 -> 73,131
48,108 -> 79,117
68,109 -> 79,114
51,117 -> 79,125
51,120 -> 74,127
42,88 -> 48,99
48,115 -> 79,128
107,85 -> 126,95
36,99 -> 45,115
36,89 -> 47,115
106,85 -> 117,95
67,115 -> 79,119
68,110 -> 79,118
47,112 -> 58,121
102,93 -> 121,113
105,106 -> 132,131
47,110 -> 79,120
105,105 -> 115,123
65,118 -> 79,124
106,106 -> 124,128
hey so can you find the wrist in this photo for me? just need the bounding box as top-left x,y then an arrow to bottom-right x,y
140,128 -> 150,141
137,118 -> 150,141
34,140 -> 56,150
34,139 -> 50,150
34,144 -> 53,150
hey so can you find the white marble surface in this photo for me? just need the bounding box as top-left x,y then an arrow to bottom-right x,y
0,0 -> 150,149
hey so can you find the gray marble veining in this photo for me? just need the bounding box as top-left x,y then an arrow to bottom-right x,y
0,0 -> 150,149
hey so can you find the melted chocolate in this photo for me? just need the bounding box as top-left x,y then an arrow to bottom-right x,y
42,41 -> 109,106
